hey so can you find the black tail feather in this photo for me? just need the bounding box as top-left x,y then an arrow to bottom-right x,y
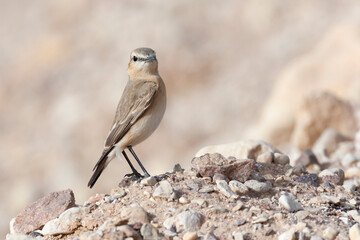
88,162 -> 105,188
88,147 -> 114,188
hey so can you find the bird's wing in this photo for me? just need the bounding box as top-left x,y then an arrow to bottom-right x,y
88,79 -> 158,188
104,79 -> 158,151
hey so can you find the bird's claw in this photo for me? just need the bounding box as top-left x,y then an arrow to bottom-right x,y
124,172 -> 143,179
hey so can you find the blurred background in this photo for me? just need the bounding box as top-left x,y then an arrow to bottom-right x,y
1,0 -> 360,237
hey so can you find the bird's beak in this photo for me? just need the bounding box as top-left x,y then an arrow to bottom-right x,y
145,56 -> 156,62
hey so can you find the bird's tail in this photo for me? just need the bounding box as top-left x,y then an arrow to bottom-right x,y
88,147 -> 114,188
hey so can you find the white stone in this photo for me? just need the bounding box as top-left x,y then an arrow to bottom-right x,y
140,176 -> 157,186
323,227 -> 338,240
279,195 -> 303,212
176,210 -> 203,232
216,180 -> 239,199
41,207 -> 82,235
244,180 -> 272,193
9,218 -> 16,234
349,223 -> 360,240
153,180 -> 177,199
179,196 -> 190,204
163,216 -> 176,230
183,232 -> 198,240
278,229 -> 296,240
256,152 -> 274,163
120,203 -> 149,224
229,180 -> 249,194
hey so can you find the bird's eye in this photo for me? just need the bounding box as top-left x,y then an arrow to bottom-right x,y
133,56 -> 138,62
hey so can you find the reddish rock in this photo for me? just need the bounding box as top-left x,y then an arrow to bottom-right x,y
13,189 -> 75,234
191,153 -> 255,182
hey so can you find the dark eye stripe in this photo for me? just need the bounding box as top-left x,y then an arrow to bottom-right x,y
133,56 -> 155,61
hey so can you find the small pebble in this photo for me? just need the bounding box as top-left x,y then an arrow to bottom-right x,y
252,216 -> 268,224
213,173 -> 229,182
319,168 -> 345,185
232,202 -> 244,212
233,231 -> 249,240
279,195 -> 303,212
256,152 -> 274,163
140,176 -> 157,186
278,229 -> 296,240
191,198 -> 208,207
199,186 -> 215,193
265,229 -> 276,236
295,211 -> 310,221
206,206 -> 228,216
204,232 -> 220,240
216,180 -> 239,199
244,180 -> 272,193
183,231 -> 198,240
323,227 -> 338,240
235,219 -> 246,226
229,180 -> 249,195
274,153 -> 290,165
179,197 -> 190,204
177,210 -> 203,232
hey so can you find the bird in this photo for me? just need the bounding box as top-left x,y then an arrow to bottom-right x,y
88,47 -> 166,188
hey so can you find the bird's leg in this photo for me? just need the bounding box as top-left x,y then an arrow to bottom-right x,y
128,146 -> 150,177
121,151 -> 142,178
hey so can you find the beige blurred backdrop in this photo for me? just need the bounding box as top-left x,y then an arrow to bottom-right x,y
1,0 -> 360,237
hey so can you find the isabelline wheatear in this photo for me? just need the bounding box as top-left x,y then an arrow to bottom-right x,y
88,48 -> 166,188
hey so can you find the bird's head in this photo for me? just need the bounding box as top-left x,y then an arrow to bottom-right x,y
128,48 -> 158,77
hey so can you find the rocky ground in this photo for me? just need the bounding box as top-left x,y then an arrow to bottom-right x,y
6,129 -> 360,240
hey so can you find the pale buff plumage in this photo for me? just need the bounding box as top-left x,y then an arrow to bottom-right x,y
88,48 -> 166,188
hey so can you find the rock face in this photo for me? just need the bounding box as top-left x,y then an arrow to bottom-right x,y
291,91 -> 357,150
12,189 -> 75,234
255,25 -> 360,146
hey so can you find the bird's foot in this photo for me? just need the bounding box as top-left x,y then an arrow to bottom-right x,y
119,173 -> 142,187
124,172 -> 143,179
154,174 -> 169,181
